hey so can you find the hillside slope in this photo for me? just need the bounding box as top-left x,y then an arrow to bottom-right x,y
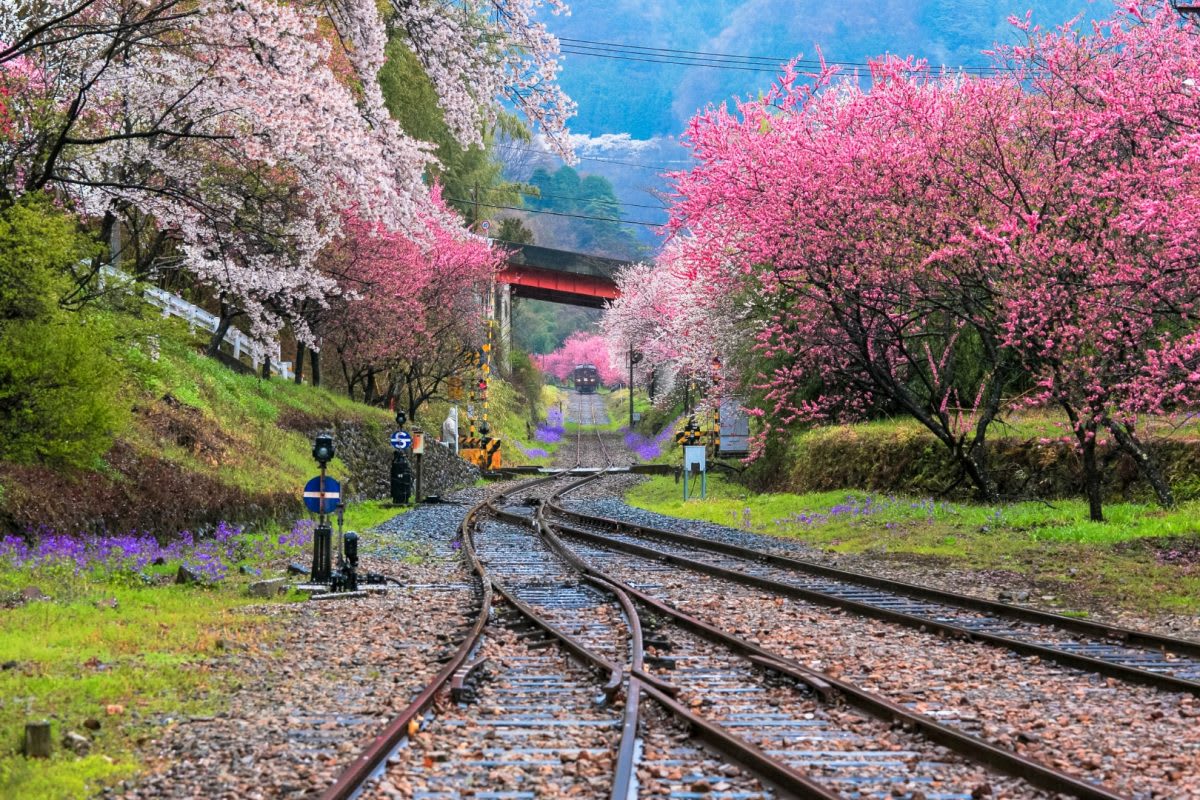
0,332 -> 393,536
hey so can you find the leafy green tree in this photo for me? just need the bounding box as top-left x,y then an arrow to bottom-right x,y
379,37 -> 527,223
523,166 -> 646,259
495,217 -> 535,245
0,198 -> 125,467
0,196 -> 84,322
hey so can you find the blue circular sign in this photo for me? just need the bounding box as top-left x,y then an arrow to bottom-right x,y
390,430 -> 412,450
303,475 -> 341,514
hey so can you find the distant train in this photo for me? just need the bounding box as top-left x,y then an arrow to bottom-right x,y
572,363 -> 600,394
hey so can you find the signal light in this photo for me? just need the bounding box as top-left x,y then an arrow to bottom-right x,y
312,434 -> 335,466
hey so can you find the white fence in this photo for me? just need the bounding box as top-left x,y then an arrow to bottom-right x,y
102,268 -> 293,380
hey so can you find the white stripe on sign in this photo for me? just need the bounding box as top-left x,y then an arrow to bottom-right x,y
303,491 -> 340,498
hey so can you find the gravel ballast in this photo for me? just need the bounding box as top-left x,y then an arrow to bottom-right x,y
108,504 -> 473,800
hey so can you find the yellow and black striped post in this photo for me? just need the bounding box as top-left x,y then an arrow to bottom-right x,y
467,346 -> 480,438
711,356 -> 722,452
481,319 -> 493,434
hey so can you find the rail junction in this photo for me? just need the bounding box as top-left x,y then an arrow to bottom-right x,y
318,392 -> 1200,800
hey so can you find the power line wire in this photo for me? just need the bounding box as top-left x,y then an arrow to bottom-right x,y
560,46 -> 1010,75
448,197 -> 667,228
558,36 -> 1019,75
497,143 -> 687,171
560,36 -> 792,64
560,46 -> 787,74
521,190 -> 667,211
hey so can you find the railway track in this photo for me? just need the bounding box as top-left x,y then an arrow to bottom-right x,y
535,474 -> 1131,800
322,470 -> 643,800
322,392 -> 1195,799
542,496 -> 1200,696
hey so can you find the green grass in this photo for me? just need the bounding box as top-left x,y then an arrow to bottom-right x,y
127,337 -> 391,496
0,572 -> 281,799
603,388 -> 652,431
342,500 -> 403,532
625,475 -> 1200,615
0,327 -> 411,798
806,408 -> 1200,443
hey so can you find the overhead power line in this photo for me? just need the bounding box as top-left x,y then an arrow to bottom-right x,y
448,197 -> 667,228
557,36 -> 1019,75
560,45 -> 787,74
522,190 -> 667,211
498,142 -> 686,171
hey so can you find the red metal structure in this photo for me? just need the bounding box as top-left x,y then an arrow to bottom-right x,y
495,242 -> 625,308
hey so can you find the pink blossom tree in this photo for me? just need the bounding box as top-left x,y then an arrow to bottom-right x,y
1,0 -> 574,346
320,190 -> 501,418
661,57 -> 1027,498
601,246 -> 744,411
955,2 -> 1200,518
542,331 -> 621,386
649,1 -> 1200,517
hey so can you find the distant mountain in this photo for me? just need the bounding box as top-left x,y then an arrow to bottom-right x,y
550,0 -> 1105,138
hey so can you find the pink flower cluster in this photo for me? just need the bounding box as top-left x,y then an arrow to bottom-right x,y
542,331 -> 623,386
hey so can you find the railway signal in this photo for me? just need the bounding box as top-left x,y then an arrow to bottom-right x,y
305,434 -> 337,583
390,415 -> 413,504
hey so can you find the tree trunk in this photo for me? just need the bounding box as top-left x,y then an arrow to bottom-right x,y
294,342 -> 306,385
1105,418 -> 1174,508
310,348 -> 321,388
407,378 -> 419,424
1080,430 -> 1104,522
364,370 -> 378,405
206,300 -> 236,357
962,444 -> 1000,504
261,358 -> 271,379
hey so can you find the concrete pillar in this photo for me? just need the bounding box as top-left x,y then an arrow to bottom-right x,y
497,282 -> 512,376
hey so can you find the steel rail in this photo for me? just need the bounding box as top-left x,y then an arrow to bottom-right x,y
549,515 -> 1200,697
319,497 -> 496,800
576,544 -> 1129,800
542,475 -> 1131,800
470,491 -> 641,800
546,501 -> 1200,659
531,500 -> 845,800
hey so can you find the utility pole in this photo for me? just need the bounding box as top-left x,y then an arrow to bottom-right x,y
629,346 -> 642,429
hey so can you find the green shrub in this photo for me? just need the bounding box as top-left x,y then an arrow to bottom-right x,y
0,198 -> 124,468
0,196 -> 91,323
0,317 -> 126,467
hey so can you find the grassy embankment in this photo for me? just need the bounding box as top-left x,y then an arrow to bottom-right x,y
0,334 -> 405,799
626,415 -> 1200,616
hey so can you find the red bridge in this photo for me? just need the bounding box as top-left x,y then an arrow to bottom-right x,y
494,242 -> 626,309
